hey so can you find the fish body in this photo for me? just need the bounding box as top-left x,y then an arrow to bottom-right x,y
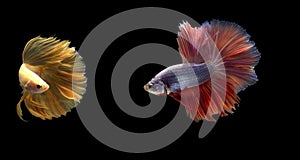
17,36 -> 87,121
145,63 -> 210,95
144,20 -> 261,121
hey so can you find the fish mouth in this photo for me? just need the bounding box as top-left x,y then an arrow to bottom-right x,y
45,85 -> 50,91
144,84 -> 149,91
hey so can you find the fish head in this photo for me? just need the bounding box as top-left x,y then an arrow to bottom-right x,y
24,79 -> 50,94
144,78 -> 166,96
19,64 -> 50,94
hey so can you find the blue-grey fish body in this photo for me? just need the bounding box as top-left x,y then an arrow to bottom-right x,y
150,63 -> 210,94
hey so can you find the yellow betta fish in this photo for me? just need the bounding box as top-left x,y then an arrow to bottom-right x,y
17,36 -> 87,121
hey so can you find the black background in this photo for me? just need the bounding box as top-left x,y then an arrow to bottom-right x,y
13,1 -> 295,159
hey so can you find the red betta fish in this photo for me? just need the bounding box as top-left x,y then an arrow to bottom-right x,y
144,20 -> 261,122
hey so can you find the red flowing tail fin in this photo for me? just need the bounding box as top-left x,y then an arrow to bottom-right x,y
203,20 -> 261,92
174,20 -> 260,121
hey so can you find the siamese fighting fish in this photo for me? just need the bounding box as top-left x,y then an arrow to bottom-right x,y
17,36 -> 87,121
144,20 -> 261,122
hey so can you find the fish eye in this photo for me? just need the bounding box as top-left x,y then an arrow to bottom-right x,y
36,84 -> 42,89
